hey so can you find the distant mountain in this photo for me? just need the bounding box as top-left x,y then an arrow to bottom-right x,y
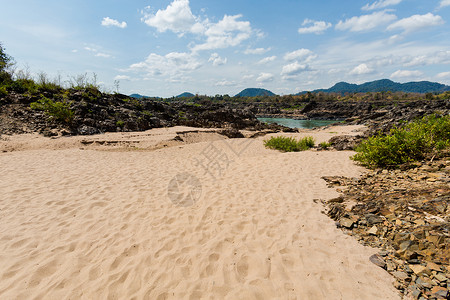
176,92 -> 195,98
298,79 -> 450,94
130,93 -> 146,99
236,88 -> 276,97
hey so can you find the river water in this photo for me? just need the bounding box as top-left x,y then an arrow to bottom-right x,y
257,117 -> 340,129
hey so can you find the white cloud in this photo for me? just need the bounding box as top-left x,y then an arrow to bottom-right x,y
95,53 -> 111,58
336,11 -> 397,32
437,72 -> 450,79
439,0 -> 450,8
284,49 -> 316,62
403,50 -> 450,67
215,80 -> 236,86
129,52 -> 201,78
281,62 -> 310,76
256,72 -> 274,82
242,75 -> 254,80
208,53 -> 227,66
362,0 -> 402,11
244,47 -> 271,55
349,63 -> 374,75
141,0 -> 204,34
101,17 -> 127,29
298,19 -> 332,34
257,56 -> 277,64
141,0 -> 254,51
84,46 -> 111,58
390,70 -> 423,79
387,13 -> 444,34
192,15 -> 252,51
114,75 -> 131,80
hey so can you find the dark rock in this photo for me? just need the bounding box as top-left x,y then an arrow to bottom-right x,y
328,135 -> 360,151
365,214 -> 384,225
218,128 -> 245,138
369,254 -> 386,269
77,125 -> 100,135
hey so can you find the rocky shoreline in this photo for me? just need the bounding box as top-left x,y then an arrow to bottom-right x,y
0,90 -> 287,136
322,157 -> 450,299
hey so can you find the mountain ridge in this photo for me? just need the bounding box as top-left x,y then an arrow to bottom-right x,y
298,79 -> 450,94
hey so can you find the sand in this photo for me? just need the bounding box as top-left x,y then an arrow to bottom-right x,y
0,125 -> 401,299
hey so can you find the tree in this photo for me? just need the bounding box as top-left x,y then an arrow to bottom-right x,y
0,43 -> 13,73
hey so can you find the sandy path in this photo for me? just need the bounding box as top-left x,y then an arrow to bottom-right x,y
0,126 -> 400,299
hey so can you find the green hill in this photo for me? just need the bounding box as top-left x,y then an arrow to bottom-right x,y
176,92 -> 195,98
236,88 -> 276,97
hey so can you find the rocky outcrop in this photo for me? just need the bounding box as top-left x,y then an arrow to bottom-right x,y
322,158 -> 450,299
0,90 -> 285,136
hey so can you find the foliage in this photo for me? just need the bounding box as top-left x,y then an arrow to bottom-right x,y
116,120 -> 124,128
0,86 -> 7,97
319,141 -> 331,149
352,114 -> 450,168
8,79 -> 38,94
0,43 -> 13,73
30,97 -> 74,124
264,136 -> 315,152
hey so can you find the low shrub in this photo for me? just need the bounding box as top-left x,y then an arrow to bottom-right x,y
264,136 -> 315,152
319,141 -> 331,149
352,114 -> 450,168
30,97 -> 74,124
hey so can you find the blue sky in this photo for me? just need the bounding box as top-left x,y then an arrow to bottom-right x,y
1,0 -> 450,97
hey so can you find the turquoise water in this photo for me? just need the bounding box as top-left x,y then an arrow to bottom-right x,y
258,117 -> 340,129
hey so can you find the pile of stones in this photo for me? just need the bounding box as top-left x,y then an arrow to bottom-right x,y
322,157 -> 450,299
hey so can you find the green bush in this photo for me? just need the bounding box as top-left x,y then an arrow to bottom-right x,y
0,85 -> 7,97
264,136 -> 315,152
9,79 -> 38,94
116,120 -> 124,128
352,114 -> 450,168
319,141 -> 331,149
30,97 -> 74,124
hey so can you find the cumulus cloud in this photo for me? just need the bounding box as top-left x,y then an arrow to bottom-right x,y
141,0 -> 255,51
192,15 -> 252,51
141,0 -> 203,34
362,0 -> 402,11
281,62 -> 310,76
208,53 -> 227,66
439,0 -> 450,8
390,70 -> 423,79
298,19 -> 332,34
284,49 -> 316,62
244,47 -> 271,55
257,56 -> 277,64
387,13 -> 444,34
129,52 -> 201,78
256,72 -> 274,83
336,11 -> 397,32
101,17 -> 127,28
349,63 -> 374,75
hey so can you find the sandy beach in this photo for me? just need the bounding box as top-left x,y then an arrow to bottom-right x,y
0,125 -> 401,299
